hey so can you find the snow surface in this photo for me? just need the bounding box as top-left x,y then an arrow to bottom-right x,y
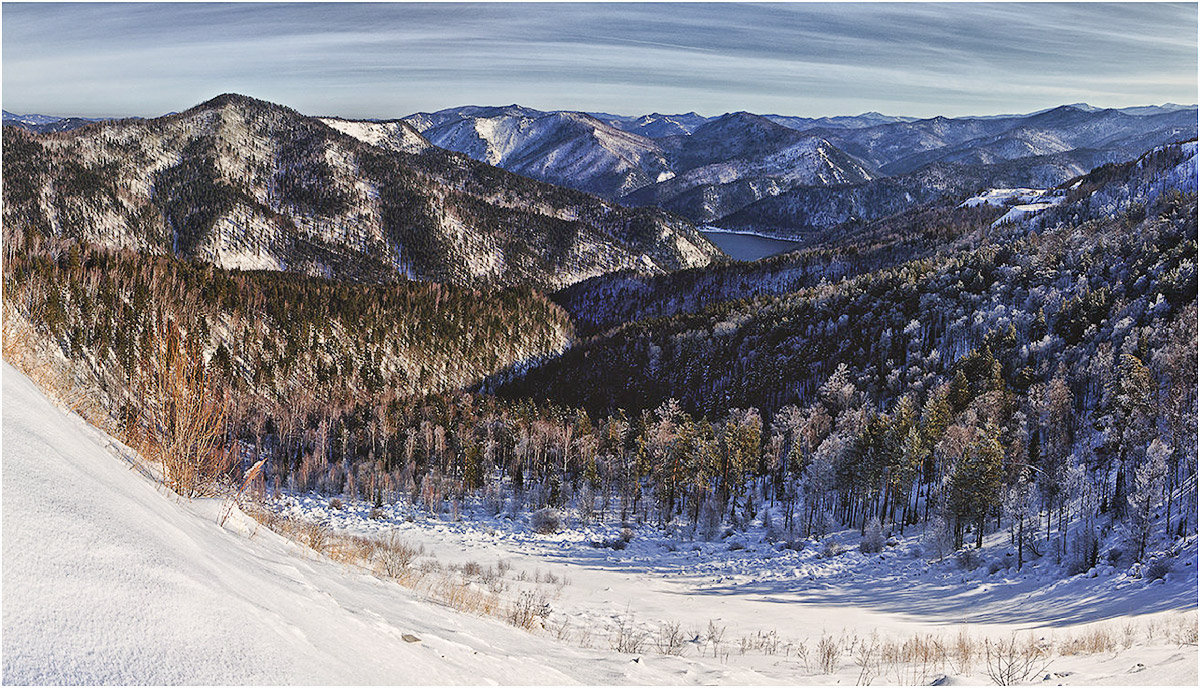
960,188 -> 1063,209
319,118 -> 431,155
959,187 -> 1067,227
4,363 -> 1196,684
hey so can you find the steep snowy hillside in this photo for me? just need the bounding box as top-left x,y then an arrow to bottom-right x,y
627,133 -> 876,223
604,111 -> 710,138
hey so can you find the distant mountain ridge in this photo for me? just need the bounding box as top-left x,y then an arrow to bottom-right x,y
3,110 -> 107,133
368,102 -> 1197,237
10,99 -> 1196,243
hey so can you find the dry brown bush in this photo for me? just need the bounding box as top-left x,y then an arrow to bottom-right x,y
950,627 -> 977,674
134,317 -> 231,498
983,634 -> 1049,686
655,621 -> 687,656
817,633 -> 841,674
1057,626 -> 1118,656
2,297 -> 107,426
508,590 -> 551,630
376,534 -> 421,578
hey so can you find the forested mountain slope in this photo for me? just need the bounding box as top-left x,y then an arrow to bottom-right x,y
501,141 -> 1197,419
2,94 -> 720,291
4,237 -> 574,434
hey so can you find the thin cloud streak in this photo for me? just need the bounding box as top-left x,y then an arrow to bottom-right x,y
2,2 -> 1195,119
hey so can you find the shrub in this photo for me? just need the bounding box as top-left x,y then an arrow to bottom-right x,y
698,498 -> 723,541
301,520 -> 331,554
137,318 -> 230,498
956,548 -> 983,571
507,590 -> 550,630
530,507 -> 561,534
654,622 -> 687,656
822,540 -> 845,558
922,516 -> 953,561
1066,528 -> 1100,575
376,534 -> 420,577
817,634 -> 840,673
613,614 -> 648,653
983,634 -> 1049,686
860,518 -> 885,554
1144,556 -> 1171,581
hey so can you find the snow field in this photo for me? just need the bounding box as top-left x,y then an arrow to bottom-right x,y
263,488 -> 1198,684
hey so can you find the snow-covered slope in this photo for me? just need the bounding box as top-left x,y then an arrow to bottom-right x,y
318,117 -> 432,155
0,364 -> 768,684
405,107 -> 674,197
2,110 -> 62,126
604,112 -> 711,138
764,111 -> 918,131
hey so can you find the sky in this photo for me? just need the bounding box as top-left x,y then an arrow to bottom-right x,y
2,2 -> 1197,120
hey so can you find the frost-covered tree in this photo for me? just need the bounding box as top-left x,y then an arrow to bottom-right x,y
1128,438 -> 1170,560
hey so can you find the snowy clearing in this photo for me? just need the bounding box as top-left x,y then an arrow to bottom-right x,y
3,363 -> 1196,685
958,188 -> 1067,227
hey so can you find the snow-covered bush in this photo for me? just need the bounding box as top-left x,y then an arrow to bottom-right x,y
482,485 -> 504,516
955,548 -> 983,571
821,539 -> 844,558
923,516 -> 953,561
1144,556 -> 1171,581
698,498 -> 723,541
530,507 -> 561,534
762,508 -> 780,542
1066,528 -> 1100,576
860,518 -> 884,554
576,484 -> 594,524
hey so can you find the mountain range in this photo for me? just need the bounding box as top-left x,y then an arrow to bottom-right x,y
5,96 -> 1195,289
2,94 -> 719,290
314,101 -> 1196,237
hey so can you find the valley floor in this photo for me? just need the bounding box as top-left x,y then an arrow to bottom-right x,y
3,363 -> 1196,685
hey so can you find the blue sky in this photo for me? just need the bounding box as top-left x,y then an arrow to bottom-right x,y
3,2 -> 1196,119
